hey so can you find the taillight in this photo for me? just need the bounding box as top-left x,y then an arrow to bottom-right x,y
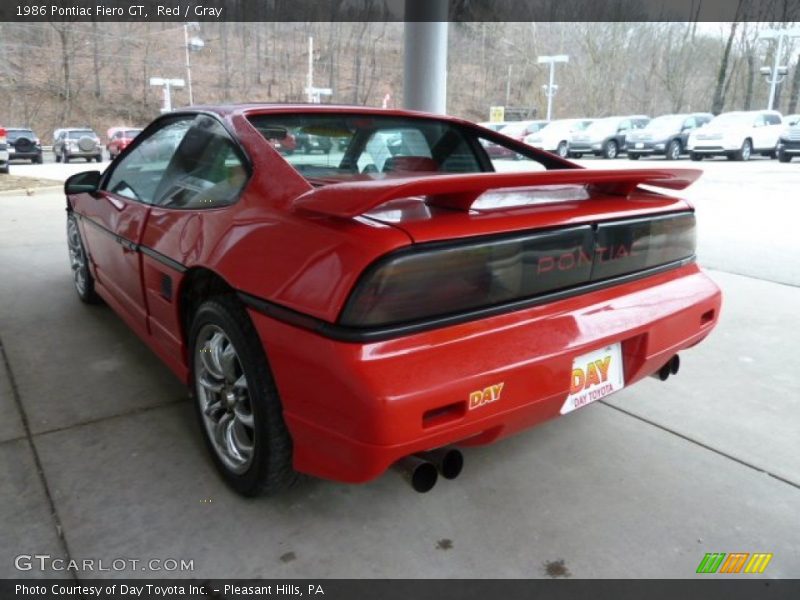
339,212 -> 696,329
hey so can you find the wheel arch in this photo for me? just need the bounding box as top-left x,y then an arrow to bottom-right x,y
178,267 -> 241,349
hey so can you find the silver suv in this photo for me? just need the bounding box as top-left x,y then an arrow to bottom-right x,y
54,128 -> 103,163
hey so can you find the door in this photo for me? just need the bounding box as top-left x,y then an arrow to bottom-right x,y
76,117 -> 194,330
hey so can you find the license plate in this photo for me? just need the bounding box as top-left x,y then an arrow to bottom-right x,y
635,142 -> 644,149
560,343 -> 624,414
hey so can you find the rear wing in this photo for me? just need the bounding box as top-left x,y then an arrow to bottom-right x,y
292,168 -> 702,218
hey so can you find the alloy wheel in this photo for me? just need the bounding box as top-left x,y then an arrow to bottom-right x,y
67,217 -> 88,296
194,324 -> 256,474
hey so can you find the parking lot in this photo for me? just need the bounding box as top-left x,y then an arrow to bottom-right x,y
1,157 -> 799,579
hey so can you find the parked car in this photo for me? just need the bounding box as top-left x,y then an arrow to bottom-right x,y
626,113 -> 713,160
524,119 -> 593,158
687,110 -> 783,161
54,128 -> 103,163
107,128 -> 143,160
63,105 -> 720,496
6,127 -> 43,164
478,121 -> 509,132
0,127 -> 8,174
777,119 -> 800,163
295,131 -> 333,154
785,114 -> 800,126
569,116 -> 650,158
499,120 -> 549,143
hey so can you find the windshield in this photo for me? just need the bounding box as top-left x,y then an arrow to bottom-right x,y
68,130 -> 97,139
8,129 -> 35,140
585,118 -> 619,136
540,120 -> 584,134
250,113 -> 496,183
646,115 -> 684,131
709,113 -> 752,127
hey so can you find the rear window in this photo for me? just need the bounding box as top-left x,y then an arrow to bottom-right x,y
68,130 -> 97,139
8,129 -> 35,140
248,114 -> 489,183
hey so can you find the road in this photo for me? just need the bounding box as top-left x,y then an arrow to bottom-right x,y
1,155 -> 799,579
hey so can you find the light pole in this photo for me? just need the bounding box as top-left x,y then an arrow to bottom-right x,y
537,54 -> 569,121
150,77 -> 186,113
758,27 -> 800,111
183,22 -> 204,106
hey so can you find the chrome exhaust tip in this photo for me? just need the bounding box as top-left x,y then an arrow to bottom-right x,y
418,447 -> 464,480
395,456 -> 438,493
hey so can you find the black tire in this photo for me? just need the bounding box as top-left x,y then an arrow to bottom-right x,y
189,296 -> 297,496
95,154 -> 102,163
733,139 -> 752,161
778,149 -> 791,163
690,152 -> 703,161
628,153 -> 641,160
0,164 -> 8,175
55,151 -> 62,163
556,141 -> 569,158
66,213 -> 100,304
34,155 -> 43,164
602,140 -> 618,159
571,152 -> 583,159
666,139 -> 682,161
62,149 -> 70,164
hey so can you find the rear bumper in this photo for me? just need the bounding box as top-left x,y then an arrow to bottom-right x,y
249,263 -> 721,483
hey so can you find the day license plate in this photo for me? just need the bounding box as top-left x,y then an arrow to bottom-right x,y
560,343 -> 625,414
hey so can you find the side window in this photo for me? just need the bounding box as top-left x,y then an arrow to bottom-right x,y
754,115 -> 766,127
153,116 -> 249,209
683,117 -> 696,130
105,118 -> 193,204
479,135 -> 546,173
618,120 -> 631,132
765,114 -> 781,126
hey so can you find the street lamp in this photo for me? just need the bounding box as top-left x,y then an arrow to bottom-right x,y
150,77 -> 186,113
537,54 -> 569,121
757,27 -> 800,111
183,22 -> 204,106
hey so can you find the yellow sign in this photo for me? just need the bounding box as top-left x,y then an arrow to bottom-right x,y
489,106 -> 505,123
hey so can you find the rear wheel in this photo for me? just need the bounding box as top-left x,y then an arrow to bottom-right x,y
628,153 -> 640,160
190,296 -> 297,496
666,139 -> 682,161
733,139 -> 752,161
689,152 -> 703,161
778,149 -> 791,163
55,151 -> 62,163
62,149 -> 70,163
95,154 -> 102,163
66,213 -> 100,304
602,140 -> 618,159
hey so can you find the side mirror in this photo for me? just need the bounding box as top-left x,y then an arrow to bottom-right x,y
64,170 -> 101,195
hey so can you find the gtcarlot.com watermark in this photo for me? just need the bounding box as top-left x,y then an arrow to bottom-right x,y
14,554 -> 194,573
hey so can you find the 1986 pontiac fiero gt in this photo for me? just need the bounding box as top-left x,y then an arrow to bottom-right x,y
65,105 -> 721,495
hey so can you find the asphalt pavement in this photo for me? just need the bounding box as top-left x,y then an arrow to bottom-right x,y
1,157 -> 798,579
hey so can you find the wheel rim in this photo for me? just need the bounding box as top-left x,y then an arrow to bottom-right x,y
66,218 -> 88,295
670,143 -> 680,159
557,142 -> 568,157
194,324 -> 256,474
742,142 -> 751,160
608,143 -> 617,158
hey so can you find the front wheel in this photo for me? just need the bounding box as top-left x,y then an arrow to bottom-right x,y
689,152 -> 704,161
190,296 -> 297,496
66,213 -> 100,304
778,149 -> 791,163
556,141 -> 568,158
628,153 -> 640,160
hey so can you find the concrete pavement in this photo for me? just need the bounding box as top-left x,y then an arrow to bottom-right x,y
1,168 -> 798,578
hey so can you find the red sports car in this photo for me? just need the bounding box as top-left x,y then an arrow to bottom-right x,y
64,105 -> 721,496
106,128 -> 143,160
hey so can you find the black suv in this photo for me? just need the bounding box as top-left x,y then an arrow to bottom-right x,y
568,115 -> 650,159
626,113 -> 713,160
7,128 -> 43,163
53,128 -> 103,163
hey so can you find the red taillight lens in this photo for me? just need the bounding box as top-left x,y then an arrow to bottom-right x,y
339,212 -> 696,330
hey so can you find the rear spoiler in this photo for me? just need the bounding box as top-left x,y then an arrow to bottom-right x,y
292,168 -> 702,218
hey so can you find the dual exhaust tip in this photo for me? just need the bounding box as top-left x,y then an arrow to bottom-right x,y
651,354 -> 680,381
395,447 -> 463,493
